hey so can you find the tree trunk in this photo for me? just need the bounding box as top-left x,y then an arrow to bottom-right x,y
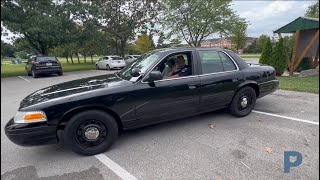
120,40 -> 126,58
91,55 -> 93,64
66,56 -> 69,64
70,55 -> 74,64
84,54 -> 87,63
76,53 -> 80,64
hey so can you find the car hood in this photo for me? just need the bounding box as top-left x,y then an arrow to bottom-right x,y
19,73 -> 127,109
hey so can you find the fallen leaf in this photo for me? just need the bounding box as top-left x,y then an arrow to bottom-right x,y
304,137 -> 310,146
208,123 -> 216,129
265,146 -> 273,154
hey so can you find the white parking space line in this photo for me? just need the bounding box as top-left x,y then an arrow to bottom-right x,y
18,76 -> 31,82
95,154 -> 139,180
252,110 -> 319,125
66,74 -> 78,78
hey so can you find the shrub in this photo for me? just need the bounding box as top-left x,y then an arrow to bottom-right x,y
270,38 -> 287,76
259,37 -> 272,65
296,58 -> 312,72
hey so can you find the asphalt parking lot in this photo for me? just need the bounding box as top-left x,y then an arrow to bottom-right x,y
1,70 -> 319,180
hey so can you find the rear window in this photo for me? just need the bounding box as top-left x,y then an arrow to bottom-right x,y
111,57 -> 122,60
36,57 -> 57,62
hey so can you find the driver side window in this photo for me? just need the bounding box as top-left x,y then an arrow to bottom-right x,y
150,51 -> 193,80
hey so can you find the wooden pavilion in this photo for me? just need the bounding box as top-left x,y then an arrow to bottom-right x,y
274,17 -> 319,76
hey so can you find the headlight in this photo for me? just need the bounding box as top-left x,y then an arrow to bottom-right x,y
14,111 -> 47,124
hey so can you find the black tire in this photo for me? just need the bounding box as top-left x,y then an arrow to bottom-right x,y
63,110 -> 118,156
58,71 -> 63,76
32,70 -> 38,78
106,65 -> 111,70
27,71 -> 31,76
229,86 -> 257,117
96,65 -> 99,70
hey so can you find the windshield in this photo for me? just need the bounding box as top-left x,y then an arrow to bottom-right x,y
36,56 -> 57,62
111,56 -> 123,60
118,51 -> 161,81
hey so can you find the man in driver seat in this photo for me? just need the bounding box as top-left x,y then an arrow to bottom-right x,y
168,55 -> 192,78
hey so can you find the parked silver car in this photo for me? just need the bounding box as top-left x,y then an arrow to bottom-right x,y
95,56 -> 126,70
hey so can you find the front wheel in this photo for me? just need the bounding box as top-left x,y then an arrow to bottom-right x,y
106,65 -> 111,70
63,110 -> 118,156
229,86 -> 257,117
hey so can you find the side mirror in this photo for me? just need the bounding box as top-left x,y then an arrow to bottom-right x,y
147,71 -> 163,82
130,68 -> 141,77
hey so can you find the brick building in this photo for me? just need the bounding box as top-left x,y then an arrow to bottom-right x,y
200,37 -> 257,53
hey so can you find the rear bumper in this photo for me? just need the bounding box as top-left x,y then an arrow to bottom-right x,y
5,118 -> 58,146
34,67 -> 62,74
258,80 -> 279,98
110,63 -> 126,68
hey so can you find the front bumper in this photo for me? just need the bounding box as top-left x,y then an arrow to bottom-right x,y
5,118 -> 58,146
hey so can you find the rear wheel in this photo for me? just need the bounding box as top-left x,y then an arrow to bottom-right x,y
63,110 -> 118,156
32,70 -> 38,78
229,86 -> 256,117
27,70 -> 31,76
96,65 -> 99,70
106,65 -> 111,70
58,71 -> 63,76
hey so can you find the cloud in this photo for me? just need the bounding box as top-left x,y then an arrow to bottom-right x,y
232,0 -> 317,37
239,1 -> 296,22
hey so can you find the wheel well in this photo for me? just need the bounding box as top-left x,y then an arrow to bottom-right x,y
241,83 -> 260,97
57,106 -> 123,132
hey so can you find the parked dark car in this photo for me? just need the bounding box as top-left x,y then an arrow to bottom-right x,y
26,56 -> 63,78
5,48 -> 279,155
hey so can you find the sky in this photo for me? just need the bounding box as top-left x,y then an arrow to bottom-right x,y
231,0 -> 317,38
1,0 -> 318,44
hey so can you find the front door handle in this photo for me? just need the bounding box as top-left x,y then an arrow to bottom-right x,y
188,85 -> 196,89
232,77 -> 240,82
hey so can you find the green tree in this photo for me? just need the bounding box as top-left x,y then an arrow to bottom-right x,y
305,2 -> 319,18
1,41 -> 15,57
157,32 -> 166,48
243,39 -> 257,54
14,51 -> 28,59
162,0 -> 245,47
1,0 -> 75,55
270,38 -> 287,76
94,0 -> 161,58
256,34 -> 269,53
134,33 -> 154,54
230,21 -> 248,53
259,37 -> 272,65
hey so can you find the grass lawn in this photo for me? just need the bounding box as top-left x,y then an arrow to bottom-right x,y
277,76 -> 319,94
1,61 -> 98,78
240,54 -> 261,59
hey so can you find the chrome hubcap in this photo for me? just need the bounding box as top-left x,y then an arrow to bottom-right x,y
240,97 -> 248,108
84,127 -> 100,140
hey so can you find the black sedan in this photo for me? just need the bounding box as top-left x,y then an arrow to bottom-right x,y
5,48 -> 279,155
26,56 -> 63,78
